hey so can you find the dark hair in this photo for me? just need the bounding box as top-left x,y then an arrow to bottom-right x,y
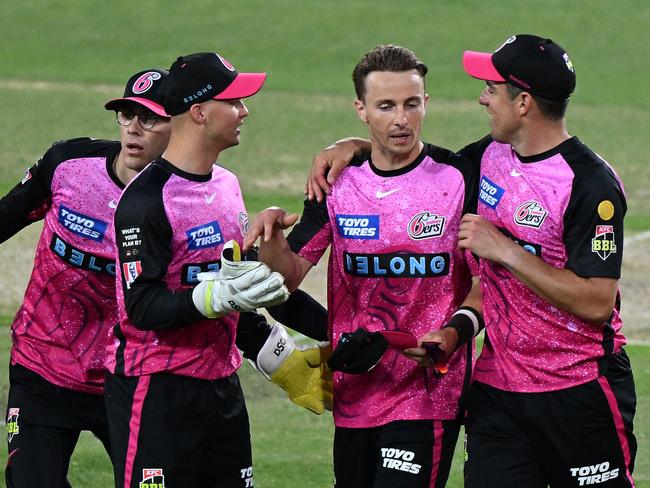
352,45 -> 428,101
505,83 -> 568,121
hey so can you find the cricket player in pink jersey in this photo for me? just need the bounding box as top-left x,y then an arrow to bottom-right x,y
457,34 -> 636,488
245,45 -> 483,488
307,34 -> 636,488
104,52 -> 292,488
0,68 -> 171,487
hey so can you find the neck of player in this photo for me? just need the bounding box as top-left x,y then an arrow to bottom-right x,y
371,140 -> 424,171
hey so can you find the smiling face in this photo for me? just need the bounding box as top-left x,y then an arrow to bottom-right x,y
355,70 -> 427,169
478,81 -> 521,144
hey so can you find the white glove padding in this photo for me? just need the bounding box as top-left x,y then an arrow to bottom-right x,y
256,324 -> 333,414
192,271 -> 289,318
192,239 -> 289,318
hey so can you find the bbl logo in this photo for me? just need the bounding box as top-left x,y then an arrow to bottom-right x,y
7,408 -> 19,442
591,225 -> 617,261
140,468 -> 165,488
407,211 -> 445,240
514,201 -> 548,229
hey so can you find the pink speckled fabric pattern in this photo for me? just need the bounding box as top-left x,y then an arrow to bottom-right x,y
105,165 -> 244,380
298,151 -> 474,428
11,155 -> 120,394
473,140 -> 626,392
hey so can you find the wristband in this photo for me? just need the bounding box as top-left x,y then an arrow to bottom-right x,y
442,306 -> 484,345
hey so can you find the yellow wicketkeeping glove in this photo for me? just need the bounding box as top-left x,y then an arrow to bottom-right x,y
256,324 -> 333,414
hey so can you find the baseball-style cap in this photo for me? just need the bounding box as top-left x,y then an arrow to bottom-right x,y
462,34 -> 576,102
162,52 -> 267,116
105,69 -> 169,116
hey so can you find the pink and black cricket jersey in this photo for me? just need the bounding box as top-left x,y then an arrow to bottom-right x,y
1,138 -> 123,394
288,144 -> 479,428
106,158 -> 248,380
460,136 -> 627,392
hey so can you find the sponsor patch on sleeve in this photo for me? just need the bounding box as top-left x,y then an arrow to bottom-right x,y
335,214 -> 379,239
123,261 -> 142,289
478,176 -> 505,209
597,200 -> 615,221
591,225 -> 617,260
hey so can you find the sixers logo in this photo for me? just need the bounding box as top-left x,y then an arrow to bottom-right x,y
132,71 -> 162,94
408,212 -> 445,240
217,54 -> 236,72
514,201 -> 548,229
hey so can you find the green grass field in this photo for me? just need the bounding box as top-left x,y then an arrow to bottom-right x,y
0,0 -> 648,486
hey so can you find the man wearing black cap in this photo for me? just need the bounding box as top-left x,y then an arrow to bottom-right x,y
104,52 -> 291,488
457,34 -> 635,488
0,68 -> 171,487
306,34 -> 636,488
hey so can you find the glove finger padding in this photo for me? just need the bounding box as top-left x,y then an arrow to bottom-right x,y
239,272 -> 289,308
327,328 -> 389,374
257,324 -> 333,414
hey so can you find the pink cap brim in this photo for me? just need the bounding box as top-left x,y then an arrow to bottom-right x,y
214,72 -> 267,100
462,51 -> 505,82
104,97 -> 169,117
378,330 -> 418,350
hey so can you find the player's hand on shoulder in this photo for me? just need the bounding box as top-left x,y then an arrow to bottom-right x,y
306,137 -> 370,202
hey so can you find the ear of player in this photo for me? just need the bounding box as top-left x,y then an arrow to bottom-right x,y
255,324 -> 333,414
192,240 -> 290,318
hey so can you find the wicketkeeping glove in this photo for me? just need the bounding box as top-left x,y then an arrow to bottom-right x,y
192,240 -> 289,318
256,324 -> 333,415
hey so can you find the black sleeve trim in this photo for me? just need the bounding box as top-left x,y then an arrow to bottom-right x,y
266,289 -> 328,341
117,165 -> 205,330
287,197 -> 330,254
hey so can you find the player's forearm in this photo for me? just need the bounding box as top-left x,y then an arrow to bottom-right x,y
125,285 -> 205,330
259,230 -> 308,291
500,245 -> 618,324
460,277 -> 482,314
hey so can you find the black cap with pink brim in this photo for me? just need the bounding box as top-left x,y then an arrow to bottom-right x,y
105,68 -> 169,117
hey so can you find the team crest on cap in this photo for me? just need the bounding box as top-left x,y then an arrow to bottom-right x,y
132,71 -> 162,94
217,54 -> 236,72
562,53 -> 575,73
140,468 -> 165,488
496,35 -> 517,52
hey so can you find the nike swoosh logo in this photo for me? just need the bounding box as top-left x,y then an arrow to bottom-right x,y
108,200 -> 118,209
376,188 -> 400,199
205,192 -> 217,204
510,169 -> 522,177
